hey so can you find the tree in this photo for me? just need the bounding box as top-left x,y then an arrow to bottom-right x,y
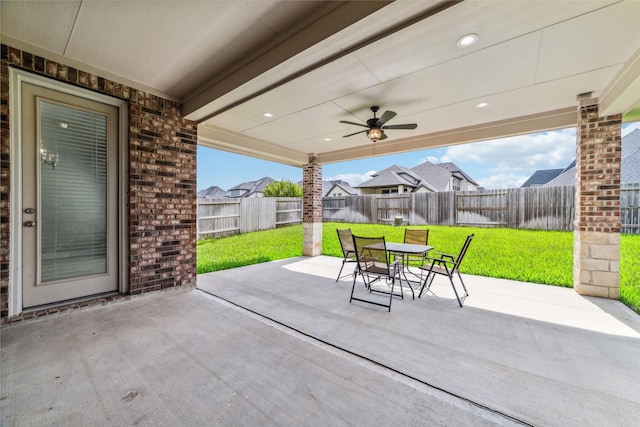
262,179 -> 303,197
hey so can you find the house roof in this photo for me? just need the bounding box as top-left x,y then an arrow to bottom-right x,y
356,165 -> 423,189
622,147 -> 640,183
544,129 -> 640,187
435,162 -> 479,186
521,168 -> 565,188
410,161 -> 453,191
227,177 -> 275,197
357,161 -> 478,192
622,129 -> 640,158
197,186 -> 228,198
3,2 -> 639,167
326,182 -> 360,196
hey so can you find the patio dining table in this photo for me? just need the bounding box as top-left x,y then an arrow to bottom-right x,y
386,242 -> 433,299
364,242 -> 433,299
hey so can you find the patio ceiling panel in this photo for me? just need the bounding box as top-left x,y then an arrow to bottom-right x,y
204,55 -> 381,136
0,1 -> 81,54
534,1 -> 640,84
3,0 -> 639,167
391,65 -> 624,137
348,0 -> 617,83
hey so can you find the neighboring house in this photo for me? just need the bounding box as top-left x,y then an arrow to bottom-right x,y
356,162 -> 479,194
197,185 -> 228,198
435,162 -> 480,191
226,177 -> 275,198
542,129 -> 640,187
324,180 -> 361,197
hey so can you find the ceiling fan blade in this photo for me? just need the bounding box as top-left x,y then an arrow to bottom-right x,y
378,131 -> 388,141
382,123 -> 417,130
376,110 -> 397,126
339,120 -> 369,128
343,130 -> 367,138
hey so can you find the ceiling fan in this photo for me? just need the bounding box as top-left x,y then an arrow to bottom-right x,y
340,106 -> 417,142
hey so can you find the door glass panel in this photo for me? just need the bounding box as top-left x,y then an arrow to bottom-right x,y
39,101 -> 108,283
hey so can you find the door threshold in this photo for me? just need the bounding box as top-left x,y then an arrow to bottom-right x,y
22,291 -> 122,314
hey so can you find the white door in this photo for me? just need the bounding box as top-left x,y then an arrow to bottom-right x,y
21,83 -> 119,308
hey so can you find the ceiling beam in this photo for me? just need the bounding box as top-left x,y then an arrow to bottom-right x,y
318,107 -> 578,164
599,47 -> 640,121
183,1 -> 392,122
198,124 -> 309,167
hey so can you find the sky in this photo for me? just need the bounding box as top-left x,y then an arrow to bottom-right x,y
197,121 -> 640,192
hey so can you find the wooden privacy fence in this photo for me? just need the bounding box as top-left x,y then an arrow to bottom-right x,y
322,186 -> 577,231
197,197 -> 302,239
622,183 -> 640,233
198,184 -> 640,239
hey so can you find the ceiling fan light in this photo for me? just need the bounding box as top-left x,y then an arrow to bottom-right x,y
367,128 -> 382,142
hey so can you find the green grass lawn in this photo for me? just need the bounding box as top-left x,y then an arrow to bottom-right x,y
197,223 -> 640,314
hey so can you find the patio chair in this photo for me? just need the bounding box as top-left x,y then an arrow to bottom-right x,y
418,234 -> 474,307
350,235 -> 401,312
402,228 -> 429,264
336,228 -> 357,282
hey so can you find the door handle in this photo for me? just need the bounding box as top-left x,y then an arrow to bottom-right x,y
24,221 -> 36,227
24,208 -> 36,214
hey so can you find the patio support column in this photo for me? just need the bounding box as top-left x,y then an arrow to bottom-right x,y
573,96 -> 622,299
303,154 -> 322,256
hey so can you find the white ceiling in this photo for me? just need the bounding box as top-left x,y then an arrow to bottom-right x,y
3,0 -> 640,167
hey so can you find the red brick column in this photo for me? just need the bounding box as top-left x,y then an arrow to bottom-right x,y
574,98 -> 622,298
302,154 -> 322,256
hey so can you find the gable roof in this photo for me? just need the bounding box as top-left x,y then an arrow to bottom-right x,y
521,168 -> 565,188
197,185 -> 228,198
622,129 -> 640,158
326,181 -> 360,196
227,177 -> 275,197
622,148 -> 640,183
543,167 -> 576,187
356,165 -> 423,188
410,161 -> 453,191
544,129 -> 640,187
436,162 -> 479,186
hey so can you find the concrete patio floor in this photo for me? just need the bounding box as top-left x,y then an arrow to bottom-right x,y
2,256 -> 639,426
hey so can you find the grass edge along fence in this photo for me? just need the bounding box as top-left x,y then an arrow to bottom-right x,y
197,223 -> 640,315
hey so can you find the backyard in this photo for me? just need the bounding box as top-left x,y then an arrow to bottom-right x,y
197,223 -> 640,314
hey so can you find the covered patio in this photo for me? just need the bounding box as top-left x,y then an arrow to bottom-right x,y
3,256 -> 639,425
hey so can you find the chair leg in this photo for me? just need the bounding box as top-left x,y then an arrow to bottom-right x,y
418,272 -> 435,298
388,278 -> 394,312
349,270 -> 359,303
336,260 -> 345,282
449,273 -> 468,307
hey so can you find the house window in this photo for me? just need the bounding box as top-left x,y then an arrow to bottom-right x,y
229,189 -> 242,197
452,177 -> 461,191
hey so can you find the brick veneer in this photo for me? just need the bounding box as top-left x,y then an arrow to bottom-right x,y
0,44 -> 197,323
302,155 -> 322,256
573,99 -> 622,298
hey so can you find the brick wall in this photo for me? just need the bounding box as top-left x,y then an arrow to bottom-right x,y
0,44 -> 197,322
302,155 -> 322,256
573,100 -> 621,299
302,155 -> 322,223
575,102 -> 622,233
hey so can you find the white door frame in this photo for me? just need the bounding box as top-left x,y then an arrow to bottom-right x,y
9,67 -> 129,316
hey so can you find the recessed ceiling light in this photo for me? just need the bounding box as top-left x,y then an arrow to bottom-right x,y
457,33 -> 479,48
475,102 -> 489,108
324,138 -> 332,141
262,112 -> 273,118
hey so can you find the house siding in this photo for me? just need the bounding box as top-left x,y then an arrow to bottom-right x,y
0,44 -> 197,323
